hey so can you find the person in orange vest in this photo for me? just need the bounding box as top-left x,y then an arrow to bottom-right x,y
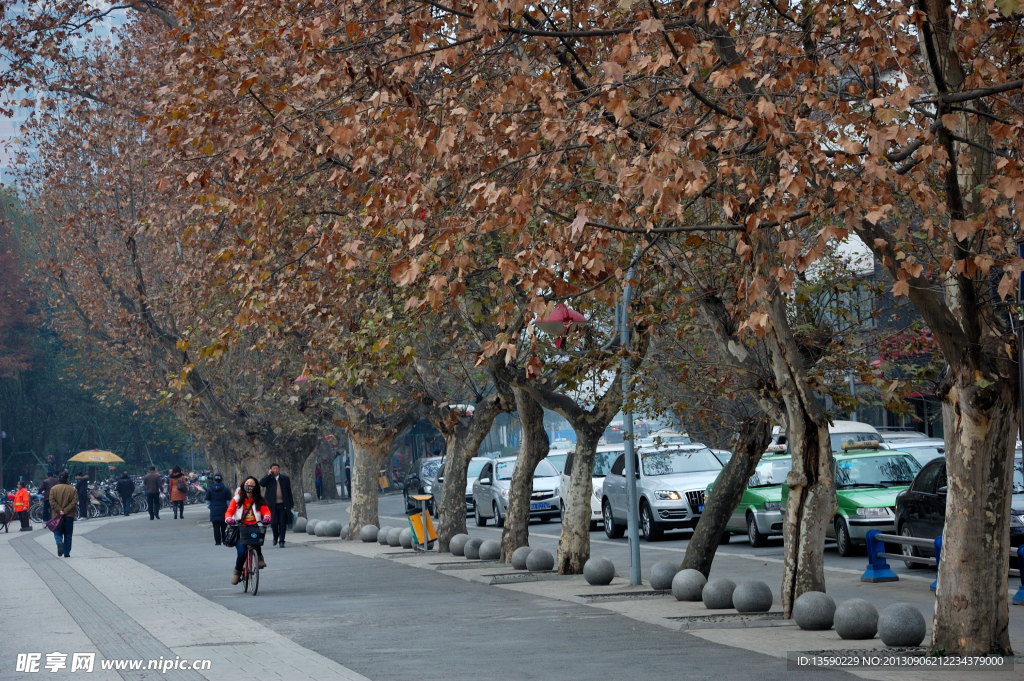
14,481 -> 32,531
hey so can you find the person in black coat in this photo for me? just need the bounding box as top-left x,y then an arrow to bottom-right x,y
115,472 -> 135,516
206,474 -> 232,545
259,464 -> 294,548
74,472 -> 90,521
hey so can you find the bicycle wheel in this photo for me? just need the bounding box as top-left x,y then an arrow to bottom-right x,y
250,550 -> 260,596
242,549 -> 251,592
30,504 -> 42,523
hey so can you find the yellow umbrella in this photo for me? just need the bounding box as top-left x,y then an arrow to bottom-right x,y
68,449 -> 124,464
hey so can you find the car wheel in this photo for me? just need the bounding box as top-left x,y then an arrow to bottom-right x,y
899,523 -> 924,569
589,520 -> 599,532
559,500 -> 565,524
474,503 -> 487,527
493,502 -> 505,528
835,517 -> 855,557
747,513 -> 768,547
539,515 -> 552,523
603,501 -> 624,539
640,501 -> 663,541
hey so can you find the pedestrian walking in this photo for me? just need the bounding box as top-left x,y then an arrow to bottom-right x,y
169,466 -> 188,519
14,481 -> 32,531
38,470 -> 57,523
49,472 -> 77,557
143,466 -> 162,520
115,472 -> 135,517
74,471 -> 90,521
206,473 -> 232,545
315,461 -> 323,500
259,464 -> 293,548
226,476 -> 270,584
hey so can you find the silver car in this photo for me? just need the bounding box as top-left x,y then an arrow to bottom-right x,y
879,438 -> 945,466
437,457 -> 490,515
473,457 -> 561,526
601,445 -> 723,541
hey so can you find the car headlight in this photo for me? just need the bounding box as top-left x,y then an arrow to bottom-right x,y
763,501 -> 782,511
592,486 -> 601,499
654,490 -> 681,500
856,507 -> 891,517
1011,514 -> 1024,528
501,489 -> 509,499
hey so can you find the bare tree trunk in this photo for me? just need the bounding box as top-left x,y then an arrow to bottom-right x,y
344,439 -> 388,538
681,417 -> 771,576
321,447 -> 339,500
500,388 -> 549,561
556,427 -> 601,574
932,370 -> 1017,655
765,294 -> 836,618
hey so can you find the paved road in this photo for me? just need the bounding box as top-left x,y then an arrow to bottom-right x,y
87,510 -> 854,681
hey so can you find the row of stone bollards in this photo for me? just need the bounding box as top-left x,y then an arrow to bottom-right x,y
296,517 -> 344,537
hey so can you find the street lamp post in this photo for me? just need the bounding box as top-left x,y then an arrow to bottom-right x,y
619,264 -> 642,585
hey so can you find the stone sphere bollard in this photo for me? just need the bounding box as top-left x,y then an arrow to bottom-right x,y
387,527 -> 403,547
511,546 -> 533,570
324,520 -> 342,537
793,592 -> 836,631
584,557 -> 616,585
649,560 -> 679,591
399,528 -> 414,549
464,537 -> 484,559
303,492 -> 313,503
702,578 -> 736,610
479,540 -> 501,560
834,599 -> 878,640
359,524 -> 379,543
341,524 -> 349,538
306,519 -> 320,535
377,526 -> 393,545
732,581 -> 773,613
671,569 -> 707,601
315,521 -> 328,537
878,603 -> 926,647
293,517 -> 307,533
450,534 -> 470,556
526,548 -> 555,572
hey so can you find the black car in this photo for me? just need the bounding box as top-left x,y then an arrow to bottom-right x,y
895,456 -> 1024,568
404,456 -> 443,513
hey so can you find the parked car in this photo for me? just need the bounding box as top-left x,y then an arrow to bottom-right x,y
895,455 -> 1024,568
404,456 -> 443,513
879,438 -> 945,466
557,444 -> 622,530
546,452 -> 569,474
877,428 -> 928,442
601,445 -> 723,541
708,454 -> 792,546
472,457 -> 561,526
783,443 -> 921,556
635,429 -> 692,448
436,457 -> 490,515
711,449 -> 733,465
767,420 -> 884,454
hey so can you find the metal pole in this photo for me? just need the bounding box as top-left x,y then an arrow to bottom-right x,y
621,264 -> 641,585
848,370 -> 857,422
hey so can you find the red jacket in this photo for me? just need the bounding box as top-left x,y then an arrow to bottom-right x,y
13,488 -> 30,513
225,494 -> 271,524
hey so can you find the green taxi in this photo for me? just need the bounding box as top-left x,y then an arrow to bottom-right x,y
781,443 -> 921,556
707,454 -> 792,546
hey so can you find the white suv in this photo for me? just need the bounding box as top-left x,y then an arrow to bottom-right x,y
557,445 -> 623,530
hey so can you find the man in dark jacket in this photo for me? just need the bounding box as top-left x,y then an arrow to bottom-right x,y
38,471 -> 58,523
206,474 -> 232,545
49,472 -> 77,557
115,472 -> 135,517
143,466 -> 162,520
74,472 -> 90,521
259,464 -> 294,548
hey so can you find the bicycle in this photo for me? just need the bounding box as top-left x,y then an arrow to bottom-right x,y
238,523 -> 266,596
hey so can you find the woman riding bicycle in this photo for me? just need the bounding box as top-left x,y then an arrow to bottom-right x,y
226,476 -> 271,585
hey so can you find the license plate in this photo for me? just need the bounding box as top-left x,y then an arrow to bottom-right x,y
697,504 -> 704,513
530,502 -> 551,511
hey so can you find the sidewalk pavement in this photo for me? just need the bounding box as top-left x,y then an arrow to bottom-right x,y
0,516 -> 370,681
290,500 -> 1024,681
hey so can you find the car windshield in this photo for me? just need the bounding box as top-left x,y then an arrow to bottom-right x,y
830,433 -> 881,452
546,454 -> 568,473
835,455 -> 921,489
641,449 -> 722,476
467,460 -> 487,478
592,451 -> 618,476
1014,458 -> 1023,494
421,460 -> 441,479
495,459 -> 560,480
748,458 -> 792,488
